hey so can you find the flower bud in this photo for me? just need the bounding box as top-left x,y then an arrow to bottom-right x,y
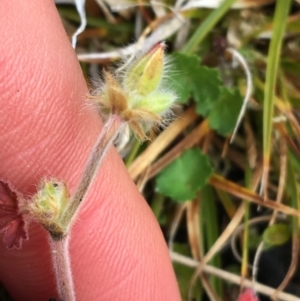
90,41 -> 178,141
29,179 -> 69,239
124,43 -> 165,97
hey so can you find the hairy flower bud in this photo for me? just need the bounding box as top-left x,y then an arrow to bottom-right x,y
90,41 -> 177,140
124,43 -> 165,97
29,179 -> 69,239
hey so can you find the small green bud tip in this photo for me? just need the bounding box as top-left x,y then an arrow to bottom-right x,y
124,42 -> 165,97
29,180 -> 69,230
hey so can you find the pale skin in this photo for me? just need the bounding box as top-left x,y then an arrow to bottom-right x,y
0,1 -> 181,300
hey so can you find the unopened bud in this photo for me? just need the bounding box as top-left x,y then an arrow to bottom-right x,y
124,43 -> 165,96
90,41 -> 177,141
29,179 -> 69,239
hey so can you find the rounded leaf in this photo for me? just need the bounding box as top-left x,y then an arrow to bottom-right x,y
156,148 -> 213,202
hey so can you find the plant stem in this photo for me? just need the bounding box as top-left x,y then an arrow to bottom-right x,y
49,114 -> 124,301
61,114 -> 124,234
50,236 -> 75,301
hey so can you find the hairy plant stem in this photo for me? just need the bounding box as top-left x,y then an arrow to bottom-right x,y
50,114 -> 124,301
62,114 -> 124,233
50,237 -> 75,301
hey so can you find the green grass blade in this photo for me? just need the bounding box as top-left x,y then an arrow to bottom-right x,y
182,0 -> 237,55
200,185 -> 222,296
287,153 -> 300,231
262,0 -> 291,197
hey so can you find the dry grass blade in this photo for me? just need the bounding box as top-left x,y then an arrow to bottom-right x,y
244,115 -> 257,169
213,137 -> 246,169
275,123 -> 300,159
186,198 -> 202,260
135,166 -> 151,192
148,119 -> 210,179
137,0 -> 152,24
186,198 -> 222,301
168,203 -> 187,251
276,99 -> 300,140
77,6 -> 183,63
168,202 -> 223,301
188,202 -> 246,300
275,137 -> 288,206
209,174 -> 300,218
180,0 -> 275,10
95,0 -> 117,23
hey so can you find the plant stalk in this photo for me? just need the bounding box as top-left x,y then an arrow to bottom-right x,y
61,114 -> 124,234
50,236 -> 74,301
49,114 -> 124,301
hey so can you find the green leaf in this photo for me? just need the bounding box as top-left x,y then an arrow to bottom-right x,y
169,53 -> 200,103
263,223 -> 291,247
208,88 -> 243,136
170,53 -> 222,111
155,148 -> 213,202
170,53 -> 243,137
193,67 -> 222,117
